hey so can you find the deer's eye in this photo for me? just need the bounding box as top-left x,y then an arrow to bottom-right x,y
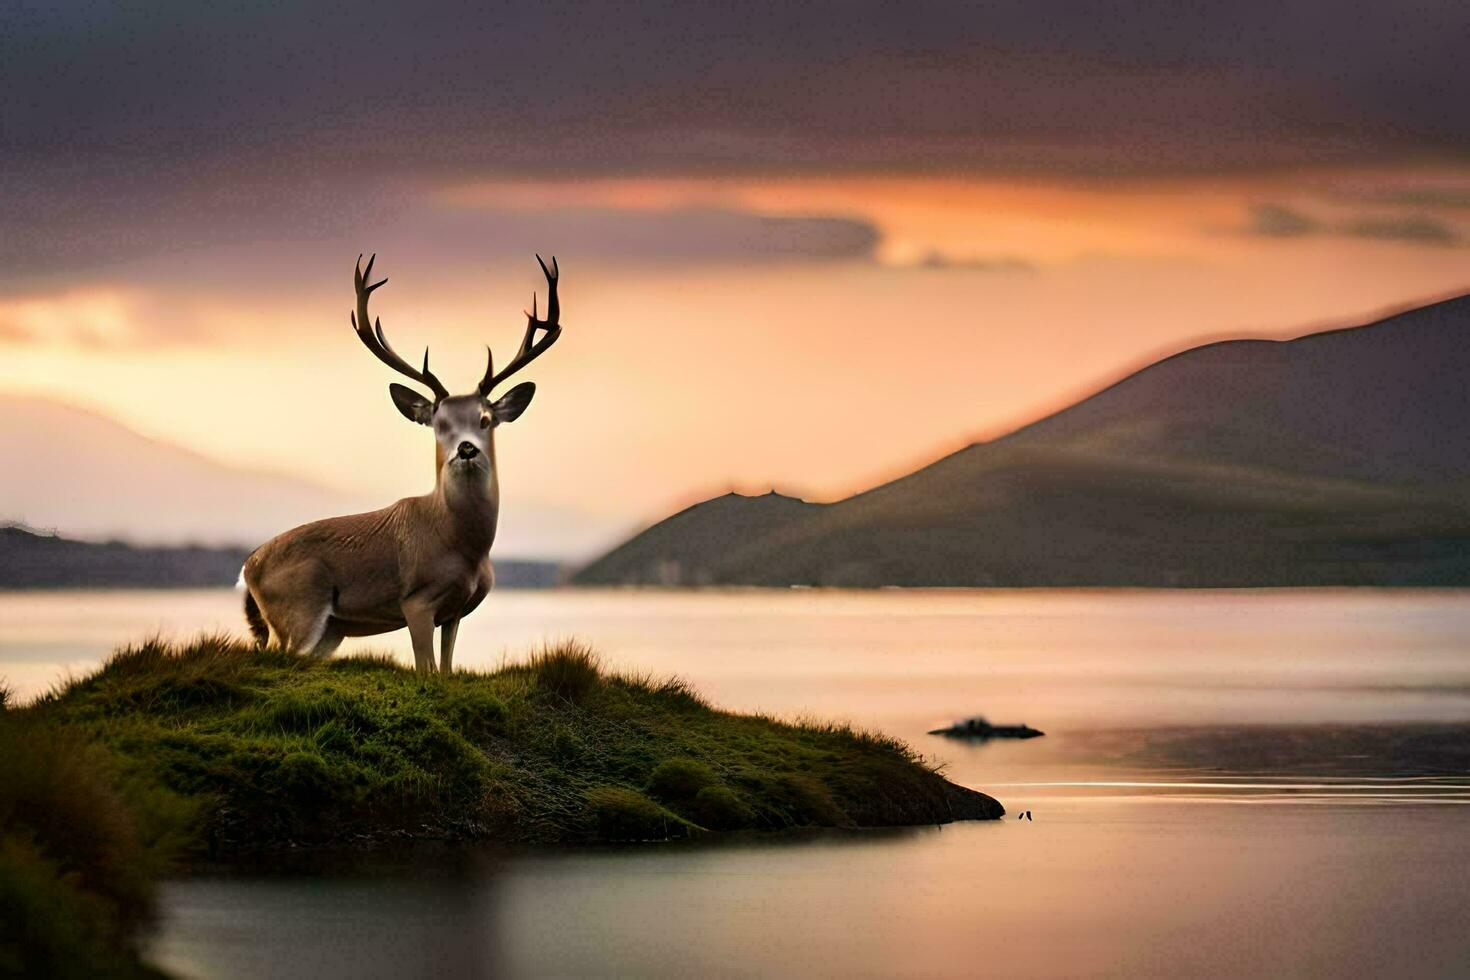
479,415 -> 491,429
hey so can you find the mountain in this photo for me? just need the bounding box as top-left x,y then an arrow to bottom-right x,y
573,294 -> 1470,587
0,525 -> 564,589
999,294 -> 1470,484
573,490 -> 821,585
0,394 -> 369,547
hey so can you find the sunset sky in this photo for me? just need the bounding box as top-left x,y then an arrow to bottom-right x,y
4,2 -> 1469,558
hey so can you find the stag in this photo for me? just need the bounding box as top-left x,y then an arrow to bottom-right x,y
240,254 -> 563,672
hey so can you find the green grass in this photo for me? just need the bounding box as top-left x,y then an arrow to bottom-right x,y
17,635 -> 1000,856
0,713 -> 181,978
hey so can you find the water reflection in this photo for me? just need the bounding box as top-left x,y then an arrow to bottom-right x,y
954,723 -> 1470,806
147,720 -> 1470,979
151,792 -> 1470,979
6,589 -> 1468,976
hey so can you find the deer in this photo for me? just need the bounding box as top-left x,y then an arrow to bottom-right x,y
240,254 -> 563,673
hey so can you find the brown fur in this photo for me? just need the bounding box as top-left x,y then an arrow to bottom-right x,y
245,253 -> 556,673
242,392 -> 525,672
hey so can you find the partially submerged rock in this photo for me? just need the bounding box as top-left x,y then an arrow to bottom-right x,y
928,716 -> 1045,740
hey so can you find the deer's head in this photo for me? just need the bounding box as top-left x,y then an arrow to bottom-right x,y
350,254 -> 563,485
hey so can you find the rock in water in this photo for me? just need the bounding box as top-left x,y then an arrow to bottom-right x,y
928,716 -> 1045,740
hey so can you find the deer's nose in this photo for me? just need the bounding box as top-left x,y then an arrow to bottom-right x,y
457,441 -> 479,460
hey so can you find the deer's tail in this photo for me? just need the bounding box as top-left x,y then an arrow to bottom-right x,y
243,590 -> 269,646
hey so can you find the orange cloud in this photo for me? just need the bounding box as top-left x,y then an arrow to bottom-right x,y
0,288 -> 147,348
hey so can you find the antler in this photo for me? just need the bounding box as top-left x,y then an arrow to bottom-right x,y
478,255 -> 563,397
351,254 -> 450,402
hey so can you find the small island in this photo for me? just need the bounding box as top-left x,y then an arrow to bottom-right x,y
19,636 -> 1002,854
4,638 -> 1002,973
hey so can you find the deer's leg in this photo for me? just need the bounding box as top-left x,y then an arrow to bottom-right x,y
273,601 -> 331,655
307,622 -> 344,659
403,601 -> 439,674
256,607 -> 285,648
439,618 -> 460,674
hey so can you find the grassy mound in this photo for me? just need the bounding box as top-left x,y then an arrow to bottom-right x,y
21,636 -> 1001,855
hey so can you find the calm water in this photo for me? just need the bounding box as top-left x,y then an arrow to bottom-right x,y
3,588 -> 1469,978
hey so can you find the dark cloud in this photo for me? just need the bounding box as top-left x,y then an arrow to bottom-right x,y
5,2 -> 1467,287
403,205 -> 880,263
0,163 -> 879,291
0,170 -> 393,285
0,199 -> 881,342
1342,214 -> 1460,245
1243,202 -> 1460,245
1244,204 -> 1319,237
1340,187 -> 1470,210
1393,190 -> 1470,209
4,1 -> 1467,181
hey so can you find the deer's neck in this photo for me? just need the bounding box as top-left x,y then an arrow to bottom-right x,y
431,452 -> 500,559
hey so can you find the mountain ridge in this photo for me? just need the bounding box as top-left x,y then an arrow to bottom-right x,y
573,293 -> 1470,587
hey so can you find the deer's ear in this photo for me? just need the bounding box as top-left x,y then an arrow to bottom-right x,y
389,384 -> 434,425
490,382 -> 536,425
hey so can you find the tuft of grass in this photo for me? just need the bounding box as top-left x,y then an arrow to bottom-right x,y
613,670 -> 709,712
259,689 -> 378,735
0,715 -> 183,977
584,786 -> 693,842
513,641 -> 603,701
15,634 -> 998,857
441,686 -> 509,741
689,784 -> 756,831
647,757 -> 718,802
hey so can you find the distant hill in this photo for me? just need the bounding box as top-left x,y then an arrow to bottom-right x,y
0,393 -> 617,560
574,295 -> 1470,587
0,393 -> 369,547
573,490 -> 822,585
0,525 -> 249,588
0,525 -> 563,590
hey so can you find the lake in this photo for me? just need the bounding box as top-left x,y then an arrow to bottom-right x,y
3,588 -> 1468,978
